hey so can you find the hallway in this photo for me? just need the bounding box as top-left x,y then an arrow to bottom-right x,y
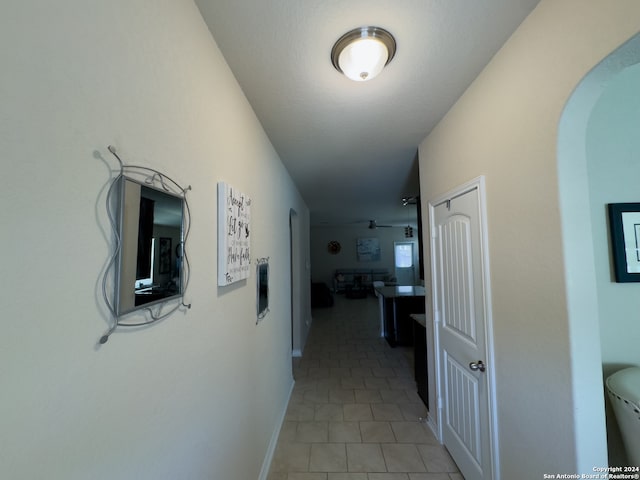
268,294 -> 463,480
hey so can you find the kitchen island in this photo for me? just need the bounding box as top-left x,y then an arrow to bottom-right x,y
374,285 -> 426,347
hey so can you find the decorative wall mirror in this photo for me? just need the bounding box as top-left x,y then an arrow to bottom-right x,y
256,258 -> 269,322
100,146 -> 191,344
116,177 -> 184,314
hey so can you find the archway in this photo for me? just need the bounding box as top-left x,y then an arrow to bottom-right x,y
558,33 -> 640,468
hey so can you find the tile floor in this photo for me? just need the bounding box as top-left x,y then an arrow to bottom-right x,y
267,294 -> 463,480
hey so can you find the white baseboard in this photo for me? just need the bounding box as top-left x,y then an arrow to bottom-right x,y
425,413 -> 440,443
257,380 -> 295,480
292,349 -> 302,358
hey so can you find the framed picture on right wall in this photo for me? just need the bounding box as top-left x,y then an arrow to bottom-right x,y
608,202 -> 640,282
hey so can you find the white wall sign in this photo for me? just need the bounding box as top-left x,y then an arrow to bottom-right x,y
217,182 -> 251,285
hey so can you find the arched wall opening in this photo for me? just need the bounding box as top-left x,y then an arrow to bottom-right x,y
558,32 -> 640,468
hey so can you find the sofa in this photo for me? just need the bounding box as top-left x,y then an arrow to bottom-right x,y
311,282 -> 334,308
333,268 -> 392,295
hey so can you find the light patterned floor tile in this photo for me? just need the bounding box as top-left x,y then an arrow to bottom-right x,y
316,404 -> 345,421
416,445 -> 459,473
390,422 -> 436,444
267,471 -> 287,480
387,378 -> 417,390
329,422 -> 362,442
288,473 -> 328,480
359,421 -> 396,443
372,367 -> 398,378
304,389 -> 330,404
308,367 -> 331,379
287,403 -> 316,421
329,389 -> 356,404
343,404 -> 373,421
364,377 -> 390,389
330,367 -> 352,377
279,421 -> 298,442
271,442 -> 311,472
408,474 -> 451,480
382,444 -> 427,472
340,378 -> 366,389
354,389 -> 383,403
346,443 -> 387,472
398,403 -> 429,422
327,473 -> 367,480
309,443 -> 347,472
350,367 -> 373,377
371,403 -> 405,421
368,474 -> 410,480
296,421 -> 329,442
380,389 -> 411,403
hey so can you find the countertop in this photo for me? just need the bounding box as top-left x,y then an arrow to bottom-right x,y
374,285 -> 426,298
410,313 -> 427,328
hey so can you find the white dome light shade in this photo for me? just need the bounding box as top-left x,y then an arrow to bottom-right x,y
338,37 -> 388,81
331,27 -> 396,82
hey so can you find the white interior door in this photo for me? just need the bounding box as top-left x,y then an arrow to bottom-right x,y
431,178 -> 496,480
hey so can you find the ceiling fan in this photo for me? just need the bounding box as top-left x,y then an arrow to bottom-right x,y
368,219 -> 393,229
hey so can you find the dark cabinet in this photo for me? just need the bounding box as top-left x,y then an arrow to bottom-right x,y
384,296 -> 425,346
412,314 -> 428,409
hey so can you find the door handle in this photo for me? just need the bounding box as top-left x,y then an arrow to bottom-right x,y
469,360 -> 486,372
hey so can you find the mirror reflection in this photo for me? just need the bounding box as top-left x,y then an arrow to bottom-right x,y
257,262 -> 269,318
116,177 -> 184,315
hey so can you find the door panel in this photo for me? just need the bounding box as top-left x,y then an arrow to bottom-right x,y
441,216 -> 476,343
445,351 -> 481,465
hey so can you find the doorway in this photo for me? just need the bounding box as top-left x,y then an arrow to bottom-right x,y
394,241 -> 416,285
289,209 -> 302,357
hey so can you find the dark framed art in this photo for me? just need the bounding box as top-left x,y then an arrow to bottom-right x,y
327,240 -> 341,255
608,203 -> 640,282
159,237 -> 172,275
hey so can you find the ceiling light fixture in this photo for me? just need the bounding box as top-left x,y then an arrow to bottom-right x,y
331,26 -> 396,82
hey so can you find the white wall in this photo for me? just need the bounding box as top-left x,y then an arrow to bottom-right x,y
418,1 -> 640,478
0,2 -> 310,480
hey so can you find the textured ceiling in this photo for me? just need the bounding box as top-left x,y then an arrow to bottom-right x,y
195,0 -> 540,226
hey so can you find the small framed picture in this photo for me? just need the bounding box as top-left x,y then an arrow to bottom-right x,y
608,203 -> 640,282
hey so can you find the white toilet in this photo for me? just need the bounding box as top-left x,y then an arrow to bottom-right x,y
606,366 -> 640,466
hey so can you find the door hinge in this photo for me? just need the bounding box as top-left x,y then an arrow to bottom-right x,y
437,396 -> 444,409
